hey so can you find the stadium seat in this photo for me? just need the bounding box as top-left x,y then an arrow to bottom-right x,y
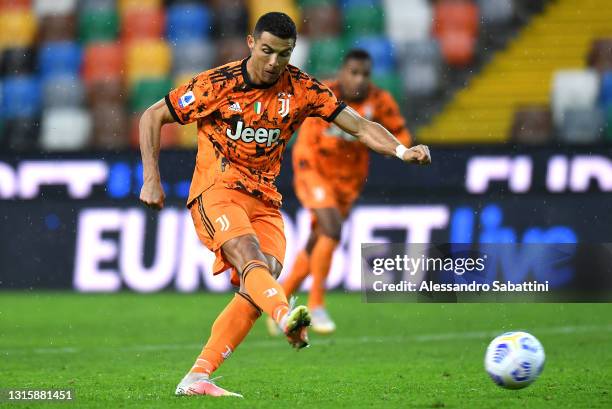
297,0 -> 336,6
438,29 -> 476,67
398,39 -> 443,64
39,13 -> 76,43
79,0 -> 115,12
289,38 -> 310,71
477,0 -> 514,26
510,105 -> 553,145
78,7 -> 119,44
247,0 -> 300,32
301,4 -> 341,38
118,0 -> 160,15
83,42 -> 123,84
40,108 -> 92,151
33,0 -> 76,16
1,118 -> 40,151
588,38 -> 612,73
125,40 -> 171,85
342,3 -> 385,37
0,9 -> 37,50
211,0 -> 248,38
1,76 -> 40,119
373,73 -> 404,107
400,61 -> 441,97
559,107 -> 604,145
1,47 -> 35,76
129,77 -> 172,112
551,69 -> 600,127
346,36 -> 395,75
340,0 -> 379,8
433,0 -> 479,38
42,75 -> 85,109
215,37 -> 250,66
91,102 -> 128,149
383,0 -> 432,43
166,3 -> 212,44
0,0 -> 31,9
599,71 -> 612,108
87,77 -> 124,105
307,38 -> 346,79
172,40 -> 216,76
38,41 -> 82,79
121,7 -> 165,42
605,106 -> 612,142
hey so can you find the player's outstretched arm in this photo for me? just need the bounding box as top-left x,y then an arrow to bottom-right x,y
138,98 -> 176,210
332,106 -> 431,165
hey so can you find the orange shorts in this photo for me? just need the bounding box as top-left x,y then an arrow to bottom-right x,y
188,185 -> 286,287
294,163 -> 362,218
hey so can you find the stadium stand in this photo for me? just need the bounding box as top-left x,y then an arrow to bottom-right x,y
419,0 -> 612,144
0,0 -> 610,151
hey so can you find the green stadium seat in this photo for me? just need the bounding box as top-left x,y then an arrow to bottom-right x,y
78,9 -> 119,44
307,38 -> 346,79
373,73 -> 404,109
604,106 -> 612,142
342,5 -> 384,37
129,77 -> 172,113
297,0 -> 336,8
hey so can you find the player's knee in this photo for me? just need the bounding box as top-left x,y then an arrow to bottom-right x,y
222,234 -> 266,272
265,255 -> 283,279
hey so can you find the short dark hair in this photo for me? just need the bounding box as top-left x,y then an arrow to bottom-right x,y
343,49 -> 372,65
253,12 -> 297,41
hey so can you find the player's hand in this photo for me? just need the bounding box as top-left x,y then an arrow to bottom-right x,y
139,180 -> 166,210
402,144 -> 431,165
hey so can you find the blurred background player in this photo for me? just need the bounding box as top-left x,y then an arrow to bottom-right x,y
267,49 -> 412,335
139,12 -> 430,398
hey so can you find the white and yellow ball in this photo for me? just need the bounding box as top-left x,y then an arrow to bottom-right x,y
484,331 -> 545,389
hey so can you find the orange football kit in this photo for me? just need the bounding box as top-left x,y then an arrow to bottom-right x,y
165,58 -> 346,286
292,80 -> 411,218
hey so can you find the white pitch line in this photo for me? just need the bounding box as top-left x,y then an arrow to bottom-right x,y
2,324 -> 611,356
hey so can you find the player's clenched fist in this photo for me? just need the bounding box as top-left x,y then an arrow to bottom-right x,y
140,180 -> 166,210
401,144 -> 431,165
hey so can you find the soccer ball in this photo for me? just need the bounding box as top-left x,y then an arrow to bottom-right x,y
484,331 -> 545,389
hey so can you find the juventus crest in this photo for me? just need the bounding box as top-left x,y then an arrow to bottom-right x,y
278,92 -> 292,117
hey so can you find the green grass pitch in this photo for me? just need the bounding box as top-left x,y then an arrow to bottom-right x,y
1,292 -> 611,408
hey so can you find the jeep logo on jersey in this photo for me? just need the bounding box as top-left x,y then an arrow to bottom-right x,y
226,120 -> 281,147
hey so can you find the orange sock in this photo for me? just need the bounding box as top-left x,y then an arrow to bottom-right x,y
191,293 -> 261,375
308,235 -> 339,309
242,260 -> 290,324
281,250 -> 310,297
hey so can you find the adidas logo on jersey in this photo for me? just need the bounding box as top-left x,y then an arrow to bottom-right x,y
226,120 -> 281,147
228,102 -> 242,112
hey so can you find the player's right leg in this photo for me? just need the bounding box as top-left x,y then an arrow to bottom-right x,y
222,232 -> 311,349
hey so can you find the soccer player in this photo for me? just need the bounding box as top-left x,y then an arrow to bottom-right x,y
138,12 -> 431,398
269,49 -> 412,335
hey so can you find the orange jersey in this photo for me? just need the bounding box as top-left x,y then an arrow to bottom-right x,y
293,80 -> 411,188
165,58 -> 346,207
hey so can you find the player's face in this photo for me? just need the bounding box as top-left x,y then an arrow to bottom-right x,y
247,32 -> 295,85
339,59 -> 372,101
